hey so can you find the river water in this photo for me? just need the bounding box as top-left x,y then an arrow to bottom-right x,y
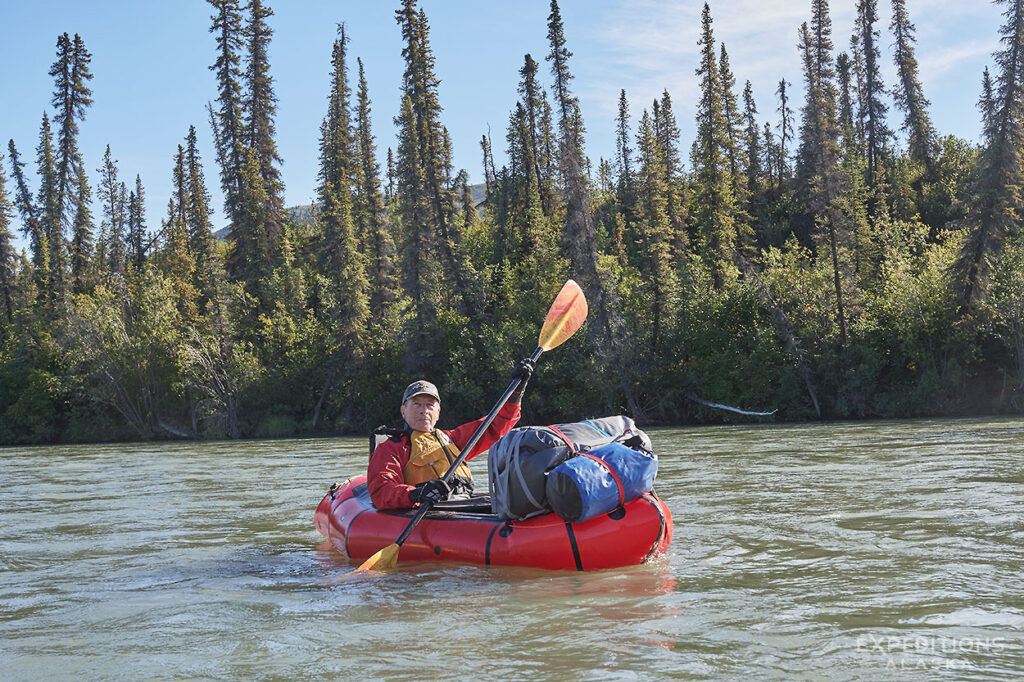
1,418 -> 1023,680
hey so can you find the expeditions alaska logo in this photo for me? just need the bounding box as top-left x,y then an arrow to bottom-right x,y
856,634 -> 1008,671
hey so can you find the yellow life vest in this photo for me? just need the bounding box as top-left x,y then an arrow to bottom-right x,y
403,429 -> 472,485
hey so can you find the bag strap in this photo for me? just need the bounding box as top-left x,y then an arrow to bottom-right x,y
546,425 -> 577,453
579,453 -> 625,508
547,425 -> 625,509
511,430 -> 544,511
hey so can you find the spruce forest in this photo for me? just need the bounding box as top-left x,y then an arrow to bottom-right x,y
1,0 -> 1023,445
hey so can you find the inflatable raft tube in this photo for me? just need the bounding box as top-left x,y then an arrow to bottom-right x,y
314,475 -> 672,571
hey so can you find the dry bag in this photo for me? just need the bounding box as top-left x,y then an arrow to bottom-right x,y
545,440 -> 658,522
488,416 -> 651,520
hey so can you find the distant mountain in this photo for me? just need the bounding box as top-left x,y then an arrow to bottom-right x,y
470,182 -> 486,209
287,203 -> 316,225
213,203 -> 316,240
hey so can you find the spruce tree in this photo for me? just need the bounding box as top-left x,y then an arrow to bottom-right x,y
810,0 -> 836,95
613,89 -> 637,262
980,67 -> 997,142
394,0 -> 477,326
775,79 -> 794,185
536,85 -> 558,201
762,121 -> 778,187
795,1 -> 839,189
0,153 -> 16,324
654,90 -> 688,257
210,0 -> 285,303
847,34 -> 868,152
504,101 -> 545,260
234,146 -> 273,298
316,24 -> 369,342
797,7 -> 850,346
185,126 -> 216,302
853,0 -> 891,189
836,53 -> 856,142
547,0 -> 639,415
480,133 -> 497,200
394,91 -> 438,365
503,101 -> 529,257
518,53 -> 555,215
208,0 -> 246,223
239,0 -> 285,294
126,175 -> 148,269
6,141 -> 43,274
615,89 -> 634,198
319,24 -> 354,199
97,145 -> 126,276
692,3 -> 740,287
161,145 -> 199,323
245,0 -> 283,196
317,169 -> 369,387
354,57 -> 398,317
69,162 -> 93,293
719,45 -> 747,197
36,113 -> 60,305
836,47 -> 878,274
743,80 -> 763,194
386,147 -> 396,202
316,21 -> 354,290
890,0 -> 937,172
347,48 -> 371,250
547,0 -> 581,152
597,157 -> 614,195
313,85 -> 371,424
49,33 -> 93,242
635,109 -> 676,355
956,0 -> 1024,312
173,146 -> 189,247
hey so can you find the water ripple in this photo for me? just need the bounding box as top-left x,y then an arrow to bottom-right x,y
1,419 -> 1022,679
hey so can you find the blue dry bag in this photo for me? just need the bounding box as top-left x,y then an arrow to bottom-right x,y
544,440 -> 657,523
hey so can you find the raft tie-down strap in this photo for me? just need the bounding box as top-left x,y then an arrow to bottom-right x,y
547,425 -> 625,509
564,522 -> 583,571
485,522 -> 501,566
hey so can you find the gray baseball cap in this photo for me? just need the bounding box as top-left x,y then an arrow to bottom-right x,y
402,380 -> 440,404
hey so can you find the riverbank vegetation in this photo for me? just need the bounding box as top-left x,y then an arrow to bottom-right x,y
2,0 -> 1024,444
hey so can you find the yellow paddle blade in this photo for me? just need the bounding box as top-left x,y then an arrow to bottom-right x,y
537,280 -> 588,351
356,543 -> 399,572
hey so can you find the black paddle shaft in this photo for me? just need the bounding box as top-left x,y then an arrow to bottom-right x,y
392,346 -> 544,547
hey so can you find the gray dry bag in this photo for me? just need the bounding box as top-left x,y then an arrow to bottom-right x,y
487,416 -> 651,520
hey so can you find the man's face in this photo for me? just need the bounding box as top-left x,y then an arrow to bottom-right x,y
401,394 -> 440,432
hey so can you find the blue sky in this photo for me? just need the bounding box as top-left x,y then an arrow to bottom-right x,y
0,1 -> 1004,242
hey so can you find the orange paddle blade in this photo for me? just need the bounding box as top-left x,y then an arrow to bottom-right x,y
355,543 -> 399,571
537,280 -> 588,351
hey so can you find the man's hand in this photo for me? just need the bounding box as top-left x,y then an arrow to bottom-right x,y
409,478 -> 451,505
512,357 -> 535,381
508,357 -> 534,404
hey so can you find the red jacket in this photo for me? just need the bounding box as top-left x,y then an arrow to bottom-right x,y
367,402 -> 521,509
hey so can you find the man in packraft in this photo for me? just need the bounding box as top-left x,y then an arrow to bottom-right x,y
366,359 -> 534,509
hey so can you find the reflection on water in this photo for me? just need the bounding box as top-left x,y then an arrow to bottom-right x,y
1,418 -> 1023,679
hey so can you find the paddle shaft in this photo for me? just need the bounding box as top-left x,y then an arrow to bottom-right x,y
391,345 -> 545,548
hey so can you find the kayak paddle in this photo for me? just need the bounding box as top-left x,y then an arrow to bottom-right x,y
355,279 -> 588,571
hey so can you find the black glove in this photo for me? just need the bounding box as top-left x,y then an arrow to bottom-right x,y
509,357 -> 534,403
409,478 -> 451,505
